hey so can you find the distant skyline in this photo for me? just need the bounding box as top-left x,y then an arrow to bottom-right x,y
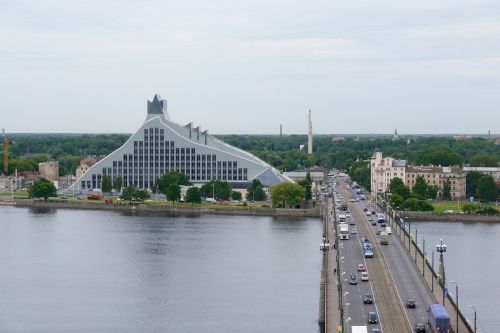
1,0 -> 499,135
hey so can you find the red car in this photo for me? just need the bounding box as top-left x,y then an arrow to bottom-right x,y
357,264 -> 366,271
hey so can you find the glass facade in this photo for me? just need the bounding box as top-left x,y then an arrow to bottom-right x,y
82,127 -> 248,189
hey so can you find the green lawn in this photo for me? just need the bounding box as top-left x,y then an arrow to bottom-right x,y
0,191 -> 28,197
431,201 -> 496,213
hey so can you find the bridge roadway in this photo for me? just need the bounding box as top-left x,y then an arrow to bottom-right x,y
340,185 -> 412,333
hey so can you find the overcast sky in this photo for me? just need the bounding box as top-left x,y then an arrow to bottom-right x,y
1,0 -> 499,135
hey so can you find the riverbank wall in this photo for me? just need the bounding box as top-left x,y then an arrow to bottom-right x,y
404,211 -> 500,222
14,199 -> 321,218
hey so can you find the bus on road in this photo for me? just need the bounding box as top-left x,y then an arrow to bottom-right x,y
362,242 -> 374,258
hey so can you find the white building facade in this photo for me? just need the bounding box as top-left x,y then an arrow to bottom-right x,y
70,94 -> 290,192
370,152 -> 407,194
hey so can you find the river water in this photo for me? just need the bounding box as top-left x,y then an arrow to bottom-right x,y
412,220 -> 499,333
0,206 -> 322,333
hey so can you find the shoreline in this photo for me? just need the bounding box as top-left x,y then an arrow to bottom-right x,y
12,199 -> 321,218
404,211 -> 500,222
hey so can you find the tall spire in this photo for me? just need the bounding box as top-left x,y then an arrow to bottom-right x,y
308,110 -> 313,154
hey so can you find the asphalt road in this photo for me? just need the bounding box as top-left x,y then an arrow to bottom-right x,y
335,178 -> 413,333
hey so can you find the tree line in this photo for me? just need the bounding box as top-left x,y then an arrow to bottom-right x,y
2,134 -> 498,176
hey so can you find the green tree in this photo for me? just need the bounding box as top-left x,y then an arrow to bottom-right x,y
348,160 -> 371,190
462,203 -> 476,214
185,187 -> 202,203
466,171 -> 483,198
389,177 -> 410,199
426,186 -> 438,199
113,176 -> 123,192
155,171 -> 191,194
476,175 -> 497,202
270,182 -> 306,208
391,193 -> 404,207
201,180 -> 232,200
101,175 -> 112,193
27,178 -> 57,200
469,152 -> 498,167
246,180 -> 267,201
136,189 -> 150,201
165,183 -> 181,203
442,179 -> 451,200
297,178 -> 312,201
231,191 -> 242,201
120,186 -> 137,203
412,176 -> 428,198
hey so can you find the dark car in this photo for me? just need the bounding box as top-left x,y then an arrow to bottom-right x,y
371,210 -> 376,215
415,322 -> 426,332
363,207 -> 368,212
363,237 -> 370,243
367,311 -> 378,324
371,329 -> 381,333
349,273 -> 358,285
371,220 -> 377,226
406,299 -> 416,308
380,223 -> 387,228
363,294 -> 373,304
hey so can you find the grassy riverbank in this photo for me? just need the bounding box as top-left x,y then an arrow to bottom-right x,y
431,200 -> 498,213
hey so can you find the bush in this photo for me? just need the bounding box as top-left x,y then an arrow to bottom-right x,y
477,207 -> 499,215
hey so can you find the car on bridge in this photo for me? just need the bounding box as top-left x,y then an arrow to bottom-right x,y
349,273 -> 358,285
363,294 -> 373,304
367,312 -> 378,324
414,323 -> 426,332
406,299 -> 417,308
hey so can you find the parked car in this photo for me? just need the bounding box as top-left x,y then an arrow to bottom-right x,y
361,272 -> 369,281
349,273 -> 358,285
357,264 -> 366,271
368,311 -> 378,324
363,294 -> 373,304
406,299 -> 416,308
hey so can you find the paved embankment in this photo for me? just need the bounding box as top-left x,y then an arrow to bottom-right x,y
404,211 -> 500,222
14,199 -> 320,218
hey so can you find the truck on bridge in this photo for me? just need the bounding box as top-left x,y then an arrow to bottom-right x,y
351,326 -> 367,333
339,224 -> 349,240
428,304 -> 451,333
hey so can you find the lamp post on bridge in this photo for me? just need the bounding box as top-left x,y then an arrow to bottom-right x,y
407,217 -> 411,251
414,228 -> 418,263
450,280 -> 459,333
468,304 -> 477,333
427,246 -> 434,292
436,239 -> 447,306
418,235 -> 425,278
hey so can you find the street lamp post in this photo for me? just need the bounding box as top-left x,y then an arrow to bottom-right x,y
419,235 -> 425,277
427,246 -> 434,292
450,281 -> 459,333
341,301 -> 350,333
436,239 -> 447,306
468,305 -> 477,333
408,218 -> 411,251
414,228 -> 418,263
